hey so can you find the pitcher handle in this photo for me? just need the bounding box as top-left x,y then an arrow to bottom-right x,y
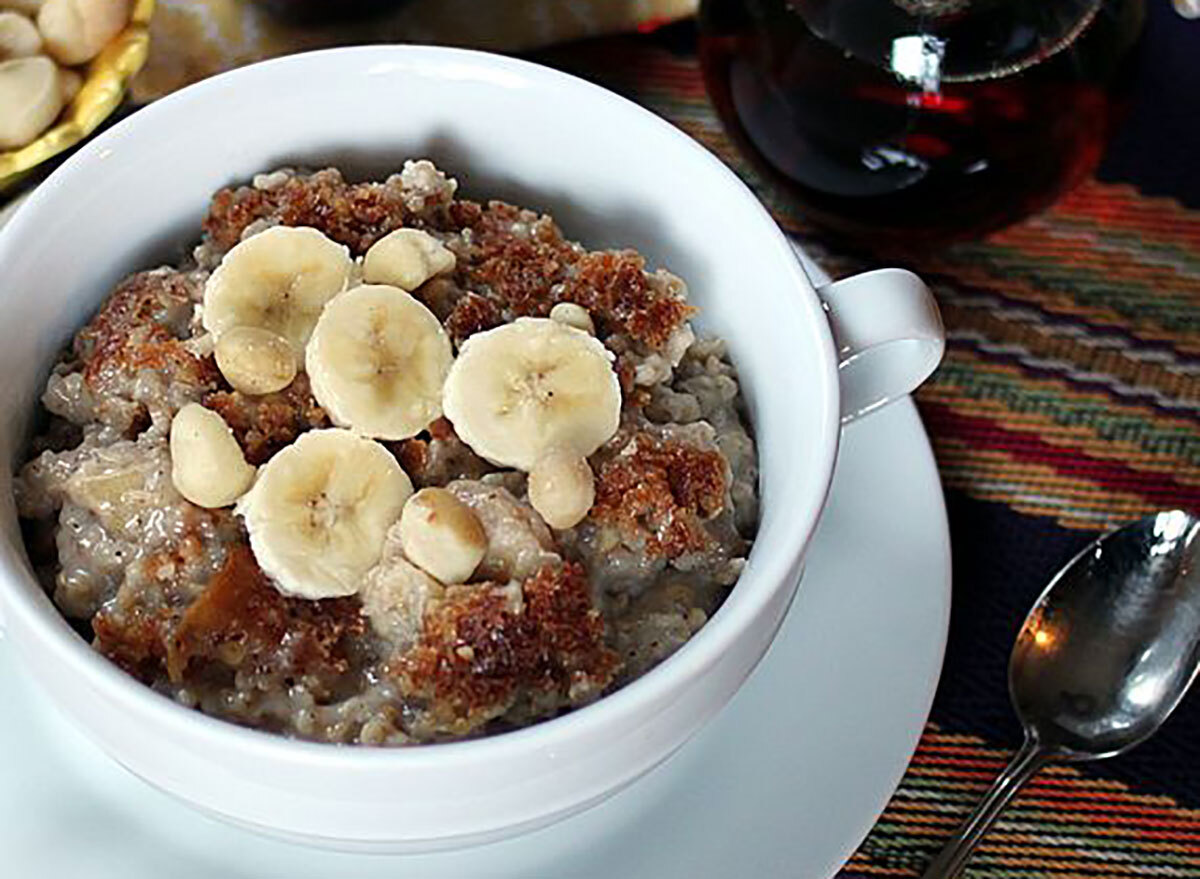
815,268 -> 944,423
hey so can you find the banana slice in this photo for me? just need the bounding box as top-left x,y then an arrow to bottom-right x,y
306,284 -> 453,441
235,428 -> 413,599
442,317 -> 621,470
202,226 -> 353,351
362,228 -> 456,291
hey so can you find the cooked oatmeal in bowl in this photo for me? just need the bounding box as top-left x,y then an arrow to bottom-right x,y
13,159 -> 759,745
0,45 -> 947,850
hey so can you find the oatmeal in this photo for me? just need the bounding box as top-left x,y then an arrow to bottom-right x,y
14,160 -> 759,745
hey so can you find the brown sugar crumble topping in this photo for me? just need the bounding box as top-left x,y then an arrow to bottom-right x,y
203,168 -> 426,256
14,161 -> 758,745
166,545 -> 366,686
203,169 -> 695,352
202,374 -> 329,466
592,432 -> 730,560
393,562 -> 618,739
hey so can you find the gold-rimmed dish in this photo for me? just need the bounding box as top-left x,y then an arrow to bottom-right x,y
0,0 -> 155,193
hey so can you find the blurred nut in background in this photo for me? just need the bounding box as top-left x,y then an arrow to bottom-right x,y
0,1 -> 44,16
56,64 -> 79,101
0,10 -> 40,58
38,0 -> 130,65
0,55 -> 62,149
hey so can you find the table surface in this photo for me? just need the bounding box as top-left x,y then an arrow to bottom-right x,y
9,4 -> 1200,877
526,8 -> 1200,878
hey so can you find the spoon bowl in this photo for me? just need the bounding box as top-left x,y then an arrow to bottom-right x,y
1011,508 -> 1200,759
924,509 -> 1200,879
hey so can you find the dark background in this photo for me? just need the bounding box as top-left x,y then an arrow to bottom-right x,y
1100,0 -> 1200,206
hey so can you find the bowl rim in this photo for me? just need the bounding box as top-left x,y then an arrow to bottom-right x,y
0,44 -> 841,768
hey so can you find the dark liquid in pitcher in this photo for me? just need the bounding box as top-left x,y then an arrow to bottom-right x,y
698,0 -> 1143,247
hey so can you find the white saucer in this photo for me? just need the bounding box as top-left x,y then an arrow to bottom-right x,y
0,393 -> 949,878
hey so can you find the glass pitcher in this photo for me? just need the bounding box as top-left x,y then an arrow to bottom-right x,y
698,0 -> 1145,247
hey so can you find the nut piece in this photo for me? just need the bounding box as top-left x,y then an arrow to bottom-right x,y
399,487 -> 487,584
528,449 -> 595,530
37,0 -> 130,66
57,64 -> 79,101
0,11 -> 41,58
170,403 -> 256,508
0,2 -> 44,16
214,325 -> 298,396
363,228 -> 456,291
0,56 -> 62,149
549,302 -> 595,335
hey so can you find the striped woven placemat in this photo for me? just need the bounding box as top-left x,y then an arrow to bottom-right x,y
534,17 -> 1200,879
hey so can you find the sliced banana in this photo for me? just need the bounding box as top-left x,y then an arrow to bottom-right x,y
306,284 -> 453,441
398,487 -> 487,584
202,225 -> 353,351
214,325 -> 297,396
170,403 -> 256,509
442,317 -> 621,471
362,228 -> 456,291
236,428 -> 413,600
528,449 -> 595,530
549,302 -> 595,335
0,56 -> 62,150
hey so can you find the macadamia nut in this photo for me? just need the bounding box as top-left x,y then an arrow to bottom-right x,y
0,55 -> 62,149
0,11 -> 41,59
37,0 -> 130,66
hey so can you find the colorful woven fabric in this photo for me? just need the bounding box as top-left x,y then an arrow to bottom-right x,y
534,12 -> 1200,878
849,726 -> 1200,877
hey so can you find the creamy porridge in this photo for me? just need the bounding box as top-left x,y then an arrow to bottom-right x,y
14,161 -> 758,745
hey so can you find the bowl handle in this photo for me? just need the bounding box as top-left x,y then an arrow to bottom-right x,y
815,268 -> 944,423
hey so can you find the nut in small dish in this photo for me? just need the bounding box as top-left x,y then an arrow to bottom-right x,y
39,0 -> 132,66
0,56 -> 61,150
0,11 -> 43,59
0,0 -> 153,192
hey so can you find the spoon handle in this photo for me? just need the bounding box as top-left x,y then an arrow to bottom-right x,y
920,737 -> 1050,879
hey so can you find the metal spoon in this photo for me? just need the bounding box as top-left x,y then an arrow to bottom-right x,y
922,509 -> 1200,879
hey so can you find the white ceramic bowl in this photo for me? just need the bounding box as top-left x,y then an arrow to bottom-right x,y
0,46 -> 941,851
